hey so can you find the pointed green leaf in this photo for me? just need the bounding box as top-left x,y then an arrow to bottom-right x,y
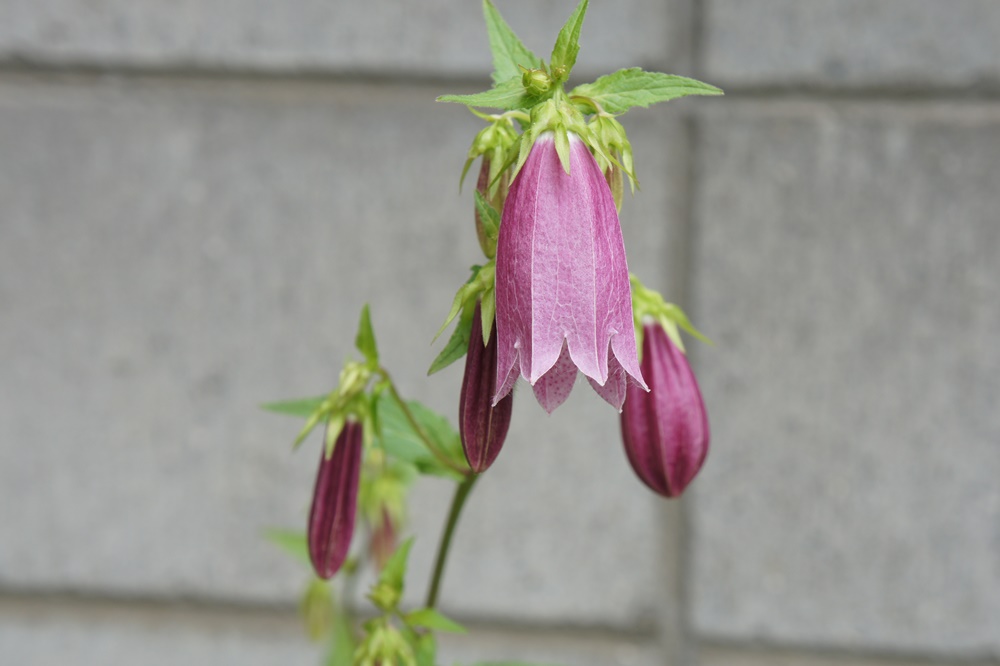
378,538 -> 414,594
571,68 -> 723,115
404,608 -> 467,634
473,190 -> 501,242
483,0 -> 542,85
662,303 -> 713,345
438,77 -> 535,110
354,304 -> 379,367
428,307 -> 474,376
263,528 -> 310,565
294,408 -> 325,449
261,395 -> 327,418
549,0 -> 589,80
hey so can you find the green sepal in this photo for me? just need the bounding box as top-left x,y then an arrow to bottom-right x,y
324,412 -> 347,459
473,190 -> 501,244
354,304 -> 379,369
554,125 -> 571,174
428,302 -> 475,376
480,288 -> 496,346
262,528 -> 310,565
404,608 -> 467,634
483,0 -> 543,85
301,578 -> 335,642
549,0 -> 589,82
295,406 -> 327,450
571,68 -> 723,115
659,303 -> 712,346
438,76 -> 537,111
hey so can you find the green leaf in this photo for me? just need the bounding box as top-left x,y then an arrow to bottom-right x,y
413,632 -> 437,666
549,0 -> 589,80
354,304 -> 379,367
438,77 -> 535,111
428,306 -> 474,375
378,538 -> 414,595
483,0 -> 542,85
263,528 -> 310,565
571,68 -> 723,115
325,607 -> 357,666
404,608 -> 467,634
261,395 -> 326,418
376,394 -> 465,480
473,190 -> 501,242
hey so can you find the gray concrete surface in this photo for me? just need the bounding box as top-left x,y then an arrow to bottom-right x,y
0,0 -> 681,77
689,101 -> 1000,655
702,0 -> 1000,89
2,0 -> 1000,664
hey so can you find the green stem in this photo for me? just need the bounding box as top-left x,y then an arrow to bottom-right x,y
425,475 -> 478,609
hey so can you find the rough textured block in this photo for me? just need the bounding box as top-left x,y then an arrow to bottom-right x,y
0,75 -> 687,626
0,0 -> 680,78
688,102 -> 1000,654
439,625 -> 662,666
0,598 -> 318,666
703,1 -> 1000,88
697,645 -> 996,666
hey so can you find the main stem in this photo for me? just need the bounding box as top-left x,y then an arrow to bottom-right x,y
425,474 -> 478,609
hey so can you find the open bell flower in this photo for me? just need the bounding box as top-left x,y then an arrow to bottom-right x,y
620,322 -> 709,497
308,419 -> 363,579
494,131 -> 646,413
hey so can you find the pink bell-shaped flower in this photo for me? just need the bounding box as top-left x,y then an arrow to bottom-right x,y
308,419 -> 363,579
494,131 -> 646,413
620,322 -> 709,497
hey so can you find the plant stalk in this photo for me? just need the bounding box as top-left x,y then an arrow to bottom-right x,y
425,474 -> 478,609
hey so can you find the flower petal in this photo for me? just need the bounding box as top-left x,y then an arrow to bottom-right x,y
531,342 -> 577,414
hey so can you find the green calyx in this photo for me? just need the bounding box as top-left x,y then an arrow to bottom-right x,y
630,274 -> 712,354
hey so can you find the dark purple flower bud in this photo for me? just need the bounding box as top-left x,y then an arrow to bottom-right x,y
460,301 -> 513,473
620,323 -> 709,498
308,419 -> 363,579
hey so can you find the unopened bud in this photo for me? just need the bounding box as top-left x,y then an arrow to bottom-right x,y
620,323 -> 709,497
308,420 -> 363,578
460,301 -> 513,472
522,67 -> 552,96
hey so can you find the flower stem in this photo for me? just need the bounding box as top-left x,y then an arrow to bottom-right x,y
425,474 -> 478,609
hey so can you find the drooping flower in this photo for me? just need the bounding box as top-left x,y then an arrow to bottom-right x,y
494,131 -> 646,413
460,301 -> 514,472
620,322 -> 709,498
308,419 -> 363,579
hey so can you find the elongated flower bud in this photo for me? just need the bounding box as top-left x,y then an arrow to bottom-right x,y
620,323 -> 709,497
308,420 -> 363,579
460,302 -> 513,473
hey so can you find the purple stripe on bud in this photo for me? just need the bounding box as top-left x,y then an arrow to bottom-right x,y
620,323 -> 709,498
308,419 -> 363,579
460,301 -> 513,472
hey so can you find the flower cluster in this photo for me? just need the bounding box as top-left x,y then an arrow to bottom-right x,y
267,1 -> 720,661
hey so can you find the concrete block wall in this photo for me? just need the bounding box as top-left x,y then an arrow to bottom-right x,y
1,1 -> 997,664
